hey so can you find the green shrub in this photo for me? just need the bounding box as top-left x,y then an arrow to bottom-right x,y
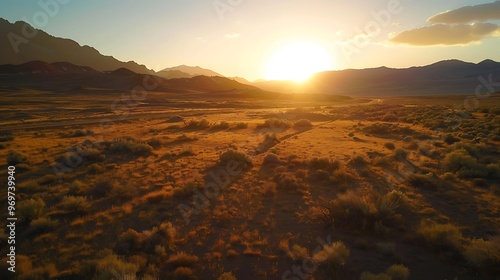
17,198 -> 45,222
148,137 -> 163,149
59,195 -> 91,213
185,119 -> 211,129
30,217 -> 59,232
322,190 -> 404,232
166,252 -> 199,267
313,241 -> 350,267
394,148 -> 407,159
0,134 -> 14,142
384,142 -> 395,150
463,237 -> 500,268
256,118 -> 291,130
443,134 -> 460,145
218,272 -> 237,280
6,150 -> 27,166
386,264 -> 410,280
293,119 -> 313,130
94,252 -> 139,280
309,157 -> 340,171
219,149 -> 253,168
444,149 -> 489,178
211,121 -> 230,130
109,137 -> 153,155
234,122 -> 248,129
37,174 -> 58,185
418,221 -> 462,250
89,177 -> 115,198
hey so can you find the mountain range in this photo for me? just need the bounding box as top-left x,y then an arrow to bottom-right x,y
1,18 -> 499,96
255,59 -> 500,96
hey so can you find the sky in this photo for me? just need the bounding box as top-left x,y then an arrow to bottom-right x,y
1,0 -> 499,81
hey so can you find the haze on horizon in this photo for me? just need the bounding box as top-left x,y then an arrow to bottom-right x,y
1,0 -> 500,81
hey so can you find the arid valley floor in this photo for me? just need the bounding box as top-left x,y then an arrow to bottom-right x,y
1,90 -> 499,280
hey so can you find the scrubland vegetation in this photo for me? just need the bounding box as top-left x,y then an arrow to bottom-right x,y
0,95 -> 499,279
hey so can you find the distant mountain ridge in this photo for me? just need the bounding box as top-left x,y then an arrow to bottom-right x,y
0,60 -> 261,94
157,65 -> 223,80
255,59 -> 500,96
0,18 -> 153,74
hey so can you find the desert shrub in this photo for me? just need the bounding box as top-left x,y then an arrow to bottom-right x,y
143,190 -> 171,203
384,142 -> 395,150
489,107 -> 500,115
219,149 -> 253,168
234,122 -> 248,129
218,272 -> 237,280
59,195 -> 91,213
309,157 -> 340,171
329,167 -> 355,187
109,137 -> 152,155
172,267 -> 196,280
407,173 -> 439,190
443,149 -> 489,178
386,264 -> 410,280
17,198 -> 45,222
443,134 -> 460,145
394,148 -> 407,159
463,237 -> 500,269
37,174 -> 58,185
322,190 -> 404,232
263,153 -> 281,165
110,183 -> 139,201
274,171 -> 303,191
167,115 -> 184,123
486,163 -> 500,179
87,163 -> 104,174
313,241 -> 350,267
361,264 -> 409,280
279,239 -> 308,260
72,129 -> 93,137
185,119 -> 211,129
173,180 -> 203,198
30,217 -> 59,232
256,118 -> 291,131
293,119 -> 313,130
94,252 -> 139,280
211,121 -> 230,130
148,137 -> 163,149
0,134 -> 14,142
418,221 -> 462,250
171,134 -> 198,144
88,177 -> 115,198
350,154 -> 367,165
6,150 -> 27,166
166,252 -> 199,267
117,229 -> 143,255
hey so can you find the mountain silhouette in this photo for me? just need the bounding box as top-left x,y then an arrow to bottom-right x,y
256,59 -> 500,96
0,18 -> 153,74
159,65 -> 223,77
0,60 -> 260,94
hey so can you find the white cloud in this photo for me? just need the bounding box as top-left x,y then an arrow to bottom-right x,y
389,23 -> 500,46
428,1 -> 500,23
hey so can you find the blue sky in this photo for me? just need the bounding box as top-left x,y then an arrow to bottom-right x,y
1,0 -> 499,80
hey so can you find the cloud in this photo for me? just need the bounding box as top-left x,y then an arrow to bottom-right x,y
389,23 -> 500,46
428,1 -> 500,24
224,33 -> 240,39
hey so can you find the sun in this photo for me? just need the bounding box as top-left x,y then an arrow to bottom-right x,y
265,41 -> 333,82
